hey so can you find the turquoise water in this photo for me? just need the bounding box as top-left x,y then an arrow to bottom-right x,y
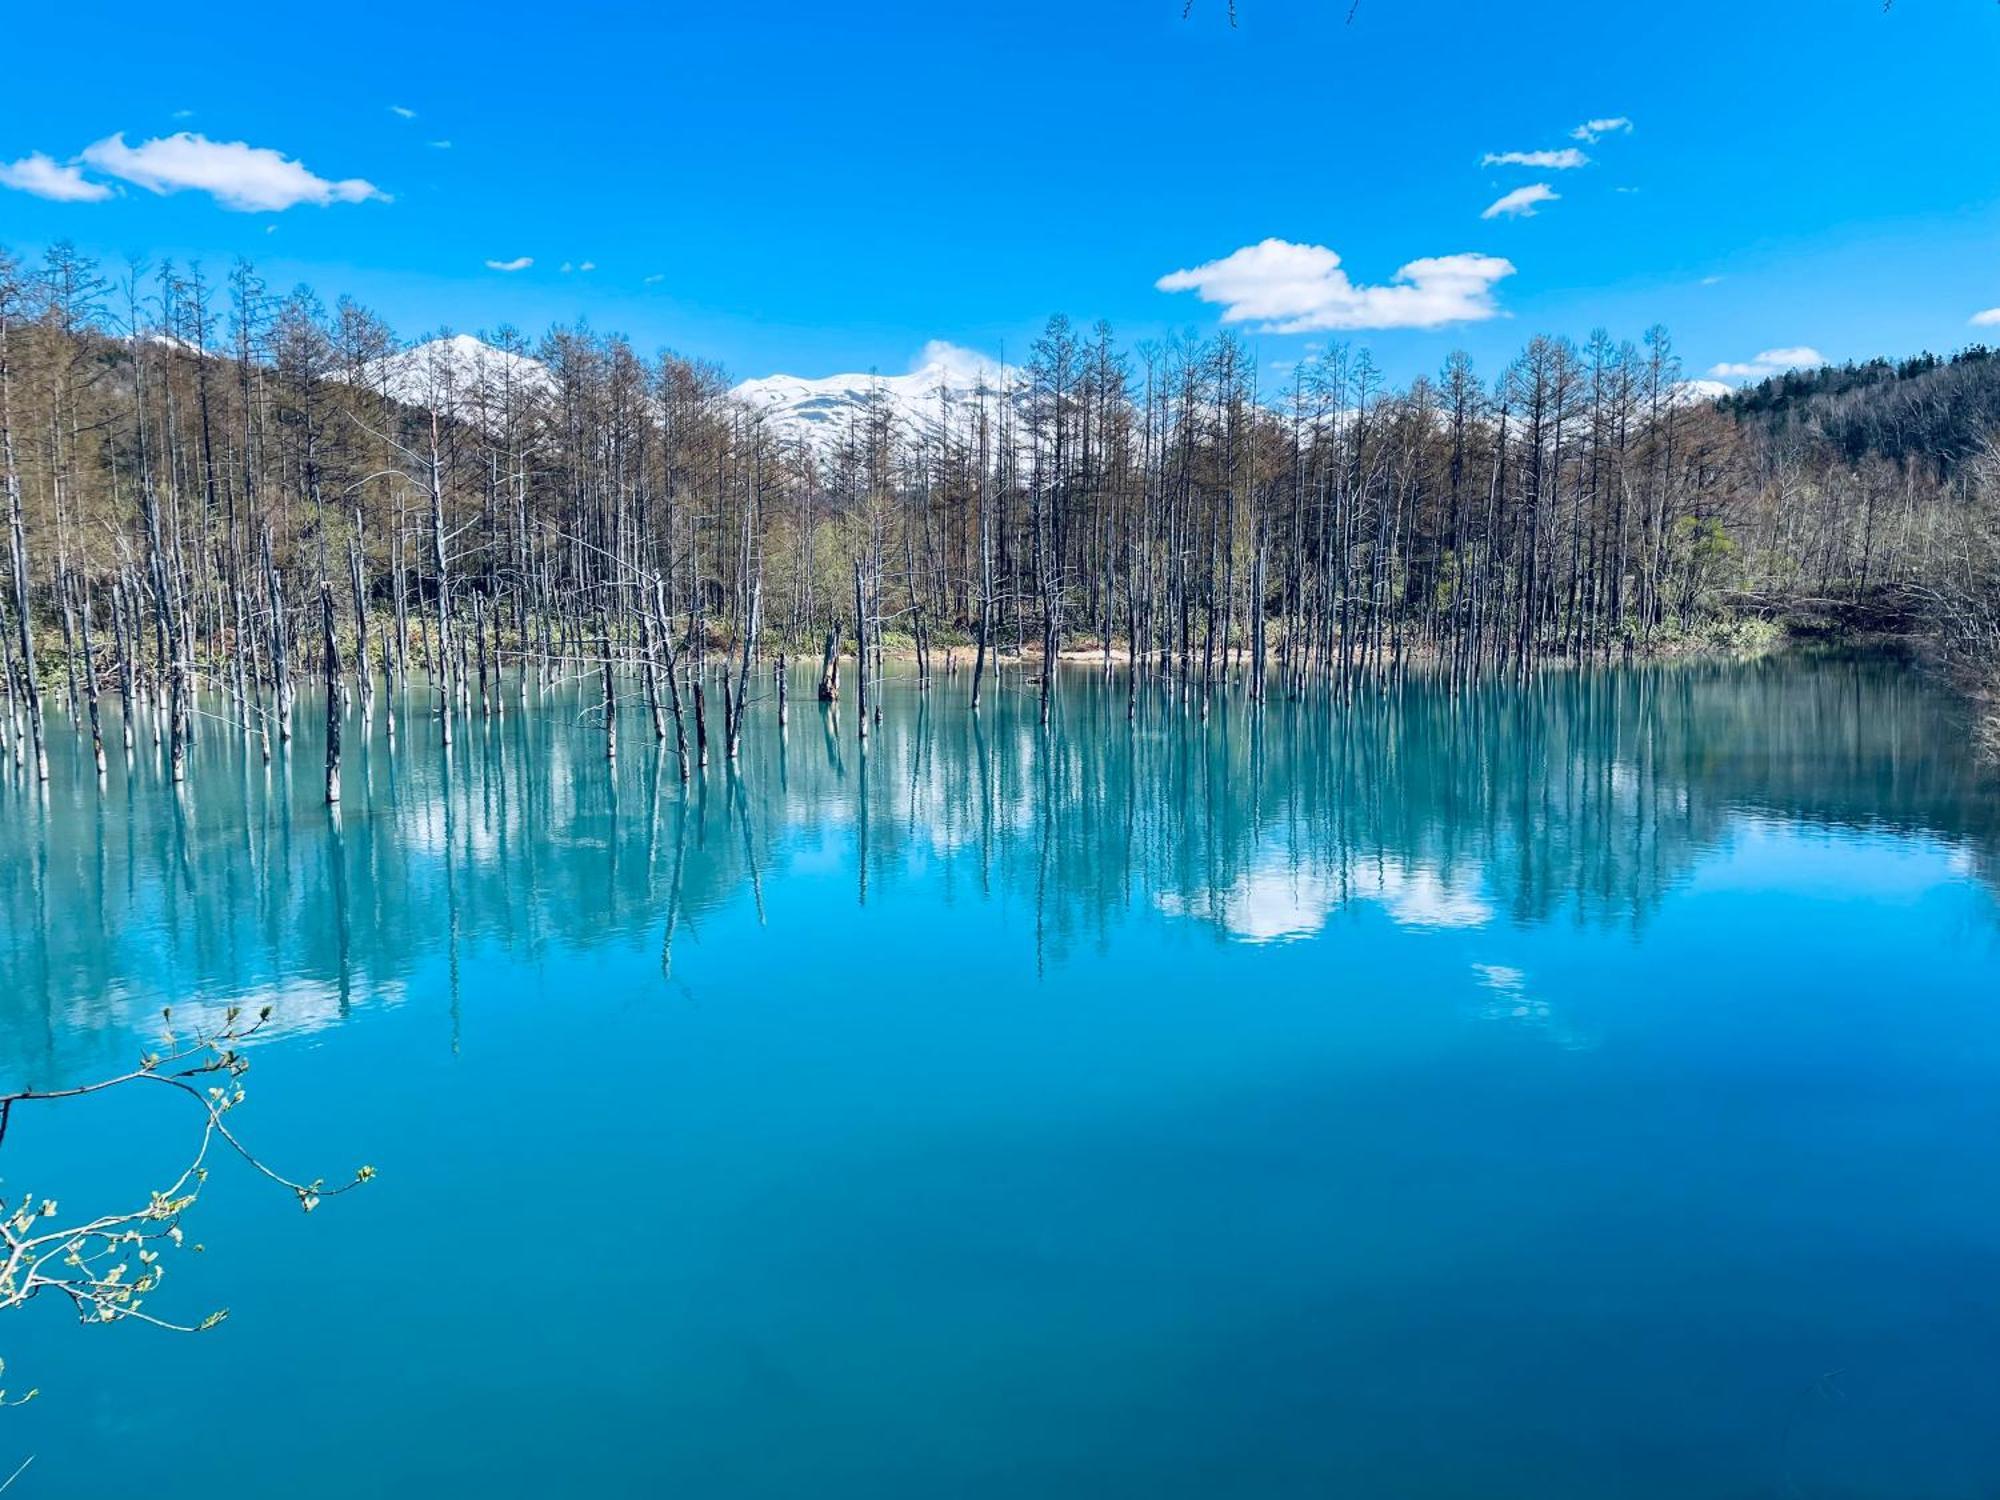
4,657 -> 2000,1498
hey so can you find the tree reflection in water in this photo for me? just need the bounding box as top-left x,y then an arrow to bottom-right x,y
2,654 -> 1995,1074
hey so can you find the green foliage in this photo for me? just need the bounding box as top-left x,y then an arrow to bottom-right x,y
1,1006 -> 371,1397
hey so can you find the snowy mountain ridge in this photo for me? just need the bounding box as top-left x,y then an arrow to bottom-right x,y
363,335 -> 1734,446
364,333 -> 553,415
731,341 -> 1019,450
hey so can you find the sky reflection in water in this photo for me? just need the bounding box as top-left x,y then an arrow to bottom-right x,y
2,656 -> 1999,1499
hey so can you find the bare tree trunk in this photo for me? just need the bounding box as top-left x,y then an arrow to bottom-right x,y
853,557 -> 869,741
599,619 -> 617,762
654,578 -> 690,781
429,413 -> 454,749
73,573 -> 106,774
349,512 -> 371,710
1,311 -> 46,781
111,575 -> 136,750
727,570 -> 762,760
816,627 -> 839,701
322,581 -> 341,803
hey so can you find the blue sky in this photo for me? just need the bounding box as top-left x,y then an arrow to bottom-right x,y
3,0 -> 1997,389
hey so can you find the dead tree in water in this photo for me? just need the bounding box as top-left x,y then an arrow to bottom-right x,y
427,411 -> 454,750
133,332 -> 189,784
599,619 -> 617,762
852,557 -> 869,741
816,627 -> 839,701
639,598 -> 668,744
321,581 -> 341,803
727,570 -> 762,761
2,293 -> 45,782
971,473 -> 992,714
263,530 -> 291,741
73,573 -> 106,774
348,513 -> 371,712
650,576 -> 691,780
0,234 -> 1939,755
111,575 -> 137,750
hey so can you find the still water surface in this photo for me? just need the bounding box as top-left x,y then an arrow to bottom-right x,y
3,657 -> 2000,1498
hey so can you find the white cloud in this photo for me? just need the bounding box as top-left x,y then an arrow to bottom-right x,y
1156,854 -> 1492,943
428,139 -> 453,150
1970,308 -> 2000,328
78,132 -> 384,212
1699,274 -> 1724,286
1482,183 -> 1558,219
0,152 -> 112,203
1156,238 -> 1515,332
910,339 -> 1005,385
170,108 -> 194,120
643,273 -> 665,285
1709,345 -> 1825,380
1482,148 -> 1589,170
389,105 -> 416,119
1571,116 -> 1633,142
485,256 -> 533,272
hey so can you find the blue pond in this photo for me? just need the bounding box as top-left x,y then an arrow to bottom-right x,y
3,655 -> 1999,1498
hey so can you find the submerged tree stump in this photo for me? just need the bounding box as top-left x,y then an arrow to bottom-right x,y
816,628 -> 840,701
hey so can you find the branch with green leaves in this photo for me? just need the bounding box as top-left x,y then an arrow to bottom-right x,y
1,1005 -> 373,1406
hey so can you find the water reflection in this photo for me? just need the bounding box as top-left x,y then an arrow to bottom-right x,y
3,655 -> 1996,1068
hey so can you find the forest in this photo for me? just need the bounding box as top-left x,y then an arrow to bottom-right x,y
5,238 -> 1999,793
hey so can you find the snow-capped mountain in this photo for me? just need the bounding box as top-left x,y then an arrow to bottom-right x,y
364,333 -> 552,415
731,342 -> 1017,451
359,336 -> 1735,447
365,336 -> 1014,450
1671,378 -> 1733,406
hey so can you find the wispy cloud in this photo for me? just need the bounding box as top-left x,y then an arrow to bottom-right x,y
911,340 -> 1007,386
485,256 -> 533,272
1971,308 -> 2000,328
428,139 -> 452,150
1156,238 -> 1515,332
0,152 -> 113,203
389,105 -> 417,119
170,108 -> 194,120
1709,345 -> 1825,380
78,132 -> 385,211
1482,148 -> 1589,170
643,273 -> 665,285
558,260 -> 597,274
1481,183 -> 1557,219
1571,116 -> 1633,143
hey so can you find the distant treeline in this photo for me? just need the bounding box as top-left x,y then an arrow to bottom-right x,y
3,239 -> 1998,787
